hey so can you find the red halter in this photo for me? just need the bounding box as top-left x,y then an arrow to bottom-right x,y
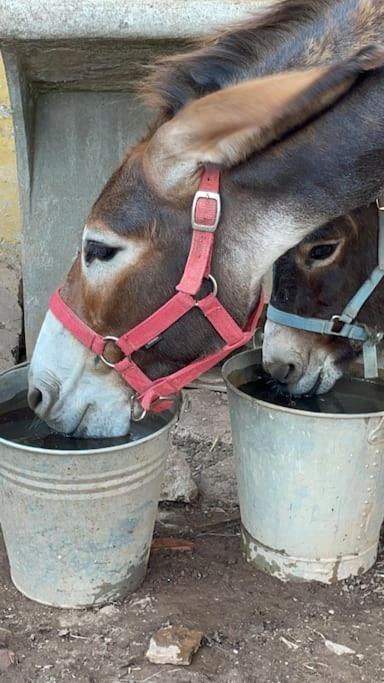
49,168 -> 264,414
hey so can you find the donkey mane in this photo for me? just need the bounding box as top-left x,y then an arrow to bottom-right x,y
142,0 -> 361,118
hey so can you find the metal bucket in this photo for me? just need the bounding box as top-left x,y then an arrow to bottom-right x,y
223,349 -> 384,583
0,363 -> 180,607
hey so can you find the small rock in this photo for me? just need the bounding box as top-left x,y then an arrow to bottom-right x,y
280,636 -> 299,650
146,625 -> 203,666
0,628 -> 11,648
97,604 -> 119,618
0,648 -> 16,672
324,639 -> 355,656
58,629 -> 70,638
160,447 -> 198,503
129,595 -> 153,612
199,457 -> 237,506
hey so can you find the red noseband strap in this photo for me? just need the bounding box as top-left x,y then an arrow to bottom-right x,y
49,168 -> 264,412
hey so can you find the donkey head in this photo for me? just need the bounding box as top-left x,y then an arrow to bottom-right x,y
263,204 -> 383,395
28,51 -> 383,436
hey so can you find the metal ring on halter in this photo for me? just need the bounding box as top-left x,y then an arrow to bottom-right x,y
207,274 -> 218,297
131,395 -> 147,422
100,336 -> 122,368
195,274 -> 218,304
362,324 -> 384,345
133,394 -> 179,422
376,198 -> 384,211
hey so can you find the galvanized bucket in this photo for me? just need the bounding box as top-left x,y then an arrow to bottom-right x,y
0,363 -> 180,608
223,349 -> 384,583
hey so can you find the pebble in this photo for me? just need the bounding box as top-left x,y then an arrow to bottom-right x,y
324,639 -> 355,656
146,625 -> 203,666
0,628 -> 11,648
0,648 -> 16,672
97,604 -> 120,619
160,448 -> 198,503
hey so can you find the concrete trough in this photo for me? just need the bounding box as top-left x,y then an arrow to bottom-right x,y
0,0 -> 269,353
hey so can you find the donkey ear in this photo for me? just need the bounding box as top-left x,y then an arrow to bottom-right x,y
144,47 -> 384,196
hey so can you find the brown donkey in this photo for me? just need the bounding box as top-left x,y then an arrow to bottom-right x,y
29,1 -> 384,436
263,204 -> 384,395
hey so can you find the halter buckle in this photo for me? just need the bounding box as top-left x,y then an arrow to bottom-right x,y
191,190 -> 221,232
330,315 -> 344,334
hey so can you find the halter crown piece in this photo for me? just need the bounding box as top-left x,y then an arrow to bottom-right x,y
49,168 -> 264,417
267,197 -> 384,379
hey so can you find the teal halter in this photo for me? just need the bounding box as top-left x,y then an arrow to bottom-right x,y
267,199 -> 384,379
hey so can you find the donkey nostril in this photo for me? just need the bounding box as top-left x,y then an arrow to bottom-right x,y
28,388 -> 43,411
287,363 -> 295,378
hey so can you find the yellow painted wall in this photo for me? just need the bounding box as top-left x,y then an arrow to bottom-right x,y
0,53 -> 20,244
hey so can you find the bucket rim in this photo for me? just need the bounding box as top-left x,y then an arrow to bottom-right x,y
0,362 -> 181,455
222,350 -> 384,421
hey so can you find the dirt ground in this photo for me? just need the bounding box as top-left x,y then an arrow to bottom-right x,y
1,390 -> 384,683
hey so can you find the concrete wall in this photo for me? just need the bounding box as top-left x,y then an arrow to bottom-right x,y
0,53 -> 20,245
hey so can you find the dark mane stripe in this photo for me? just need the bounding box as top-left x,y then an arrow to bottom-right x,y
142,0 -> 338,117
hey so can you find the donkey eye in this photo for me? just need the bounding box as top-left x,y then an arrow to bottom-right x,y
84,240 -> 120,264
309,243 -> 338,261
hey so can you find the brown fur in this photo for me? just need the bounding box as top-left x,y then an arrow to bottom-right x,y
142,0 -> 384,117
271,204 -> 383,331
58,1 -> 384,381
144,50 -> 383,199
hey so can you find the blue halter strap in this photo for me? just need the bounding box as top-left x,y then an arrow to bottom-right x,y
267,200 -> 384,379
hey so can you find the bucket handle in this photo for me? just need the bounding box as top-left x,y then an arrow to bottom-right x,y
368,415 -> 384,445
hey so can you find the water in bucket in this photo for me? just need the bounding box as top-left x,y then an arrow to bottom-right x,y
0,390 -> 167,449
238,372 -> 384,414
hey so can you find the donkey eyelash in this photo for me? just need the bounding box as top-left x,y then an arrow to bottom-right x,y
84,240 -> 121,264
